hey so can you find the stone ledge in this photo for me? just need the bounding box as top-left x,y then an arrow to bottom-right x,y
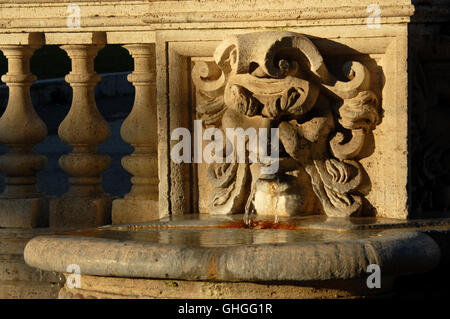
0,280 -> 60,299
0,228 -> 62,298
3,0 -> 445,34
24,227 -> 441,283
57,274 -> 395,299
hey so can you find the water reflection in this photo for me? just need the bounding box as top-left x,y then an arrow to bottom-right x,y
69,227 -> 385,248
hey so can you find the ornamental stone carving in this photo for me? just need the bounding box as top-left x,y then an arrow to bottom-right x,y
192,31 -> 381,217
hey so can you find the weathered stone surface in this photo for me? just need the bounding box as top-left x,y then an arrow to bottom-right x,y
57,274 -> 394,299
50,196 -> 112,229
0,198 -> 49,228
0,228 -> 62,298
0,280 -> 60,299
112,198 -> 159,224
0,1 -> 419,32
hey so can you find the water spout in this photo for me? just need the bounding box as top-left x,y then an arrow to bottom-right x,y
244,174 -> 281,226
244,183 -> 257,226
274,176 -> 280,224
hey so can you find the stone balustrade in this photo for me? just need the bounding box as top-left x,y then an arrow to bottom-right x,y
111,44 -> 159,224
0,36 -> 48,228
0,31 -> 159,229
0,1 -> 162,298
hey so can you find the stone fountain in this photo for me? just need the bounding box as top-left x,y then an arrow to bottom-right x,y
23,27 -> 450,298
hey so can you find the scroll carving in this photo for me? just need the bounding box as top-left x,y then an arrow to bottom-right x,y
192,31 -> 381,217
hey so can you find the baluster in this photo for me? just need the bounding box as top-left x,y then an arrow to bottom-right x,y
50,43 -> 111,228
0,43 -> 48,228
112,44 -> 159,224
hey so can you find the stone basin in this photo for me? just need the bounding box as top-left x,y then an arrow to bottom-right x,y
24,215 -> 446,285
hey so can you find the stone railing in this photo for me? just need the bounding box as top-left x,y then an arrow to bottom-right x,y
0,33 -> 158,228
0,1 -> 162,228
0,0 -> 449,298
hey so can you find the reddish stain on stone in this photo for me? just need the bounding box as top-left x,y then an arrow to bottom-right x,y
208,254 -> 218,279
219,220 -> 297,230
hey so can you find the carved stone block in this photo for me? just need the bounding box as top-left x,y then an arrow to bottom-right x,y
192,31 -> 381,218
0,198 -> 49,228
49,196 -> 111,229
112,199 -> 159,224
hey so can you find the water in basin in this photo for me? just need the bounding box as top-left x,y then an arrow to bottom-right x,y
61,214 -> 387,247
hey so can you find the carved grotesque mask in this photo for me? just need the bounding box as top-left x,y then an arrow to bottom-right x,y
192,31 -> 380,218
